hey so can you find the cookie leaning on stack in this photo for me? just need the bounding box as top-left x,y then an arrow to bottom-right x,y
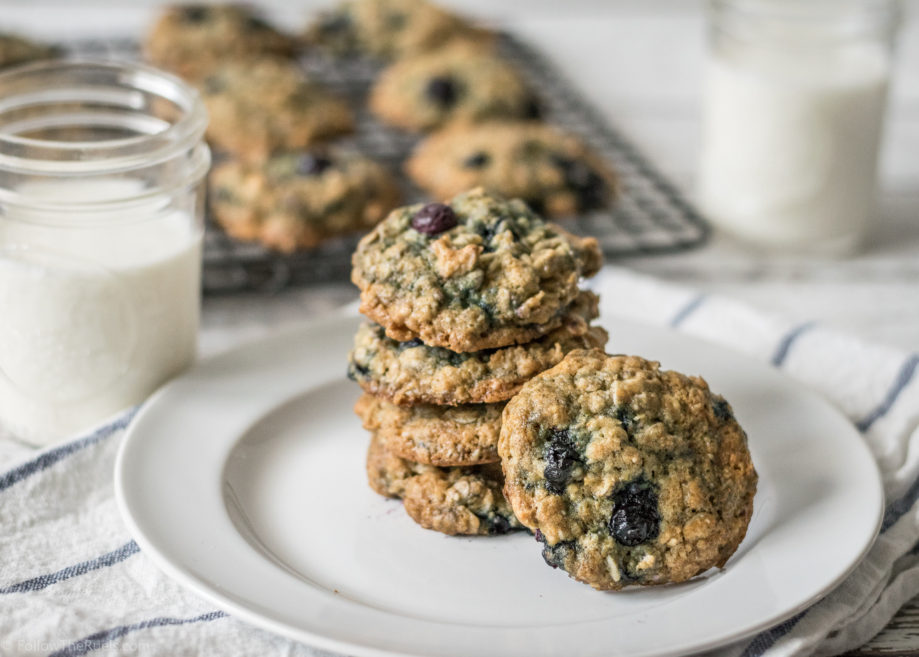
499,350 -> 758,590
348,187 -> 607,536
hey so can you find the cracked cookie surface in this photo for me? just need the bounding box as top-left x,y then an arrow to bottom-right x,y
348,291 -> 606,405
209,148 -> 400,251
366,431 -> 523,536
200,59 -> 354,160
499,350 -> 757,590
369,43 -> 538,132
407,122 -> 619,217
307,0 -> 491,60
145,5 -> 296,81
351,188 -> 602,352
355,394 -> 502,466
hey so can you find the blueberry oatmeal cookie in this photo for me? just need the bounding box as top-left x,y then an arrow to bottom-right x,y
0,34 -> 56,70
355,394 -> 502,466
366,431 -> 523,535
307,0 -> 492,60
348,291 -> 607,405
352,188 -> 602,352
369,43 -> 540,132
200,59 -> 354,160
209,148 -> 400,251
499,350 -> 757,590
407,122 -> 619,217
145,5 -> 296,81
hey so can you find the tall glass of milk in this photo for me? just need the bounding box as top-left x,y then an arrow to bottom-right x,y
0,61 -> 210,445
699,0 -> 901,254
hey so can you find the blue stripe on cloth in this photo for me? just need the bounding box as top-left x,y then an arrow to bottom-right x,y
0,541 -> 139,594
669,293 -> 708,328
856,354 -> 919,433
743,352 -> 918,655
738,354 -> 917,653
48,611 -> 227,657
742,466 -> 919,655
740,610 -> 808,657
771,322 -> 816,367
0,408 -> 136,494
882,465 -> 919,532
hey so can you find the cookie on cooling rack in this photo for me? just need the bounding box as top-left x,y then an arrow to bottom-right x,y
369,43 -> 540,132
209,147 -> 400,252
351,187 -> 602,353
306,0 -> 492,60
407,122 -> 619,217
499,350 -> 757,591
355,393 -> 503,466
0,33 -> 57,70
145,5 -> 297,81
366,430 -> 523,536
348,291 -> 607,406
199,59 -> 354,161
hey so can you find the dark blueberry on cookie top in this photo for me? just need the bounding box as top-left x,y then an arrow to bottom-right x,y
180,5 -> 210,23
296,153 -> 334,176
318,11 -> 352,35
485,514 -> 513,535
397,337 -> 425,350
411,203 -> 457,235
616,406 -> 636,435
551,154 -> 607,210
524,97 -> 543,119
462,151 -> 491,169
543,428 -> 581,494
712,397 -> 734,421
609,478 -> 661,547
426,76 -> 458,108
541,539 -> 577,570
245,15 -> 274,32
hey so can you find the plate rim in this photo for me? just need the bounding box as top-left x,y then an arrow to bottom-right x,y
114,311 -> 885,657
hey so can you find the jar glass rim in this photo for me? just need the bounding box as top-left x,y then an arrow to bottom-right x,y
0,59 -> 208,177
709,0 -> 903,40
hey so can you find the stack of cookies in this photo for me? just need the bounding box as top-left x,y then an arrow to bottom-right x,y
348,187 -> 607,536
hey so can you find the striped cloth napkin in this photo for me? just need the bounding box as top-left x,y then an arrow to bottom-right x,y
0,266 -> 917,657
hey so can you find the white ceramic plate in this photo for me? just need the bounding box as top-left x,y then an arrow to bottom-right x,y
115,312 -> 884,657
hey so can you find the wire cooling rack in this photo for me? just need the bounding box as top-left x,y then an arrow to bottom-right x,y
67,34 -> 709,295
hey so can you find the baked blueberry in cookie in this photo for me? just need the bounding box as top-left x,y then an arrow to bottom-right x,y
499,350 -> 757,590
145,4 -> 296,81
369,44 -> 539,132
407,122 -> 619,217
306,0 -> 492,60
209,147 -> 399,251
351,187 -> 602,352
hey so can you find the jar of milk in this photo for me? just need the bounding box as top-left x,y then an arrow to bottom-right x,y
0,61 -> 210,445
698,0 -> 901,254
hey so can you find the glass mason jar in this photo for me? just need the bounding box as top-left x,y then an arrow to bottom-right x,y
0,60 -> 210,446
698,0 -> 902,255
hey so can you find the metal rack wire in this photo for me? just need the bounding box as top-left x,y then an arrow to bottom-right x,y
66,34 -> 709,295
